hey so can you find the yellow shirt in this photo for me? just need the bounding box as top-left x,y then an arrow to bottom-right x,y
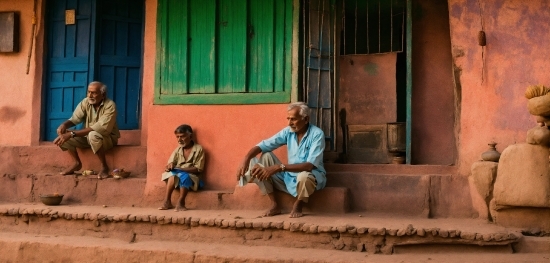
69,98 -> 120,139
167,143 -> 205,174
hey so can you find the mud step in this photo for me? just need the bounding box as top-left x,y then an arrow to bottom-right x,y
1,173 -> 350,213
0,204 -> 521,255
326,172 -> 473,218
0,145 -> 147,176
0,232 -> 549,263
513,236 -> 550,253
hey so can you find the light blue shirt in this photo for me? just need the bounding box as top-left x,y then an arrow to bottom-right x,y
257,124 -> 326,196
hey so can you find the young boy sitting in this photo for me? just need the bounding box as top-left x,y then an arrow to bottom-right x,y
159,124 -> 205,211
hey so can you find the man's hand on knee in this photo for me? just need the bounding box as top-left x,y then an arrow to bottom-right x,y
53,132 -> 71,146
251,164 -> 279,181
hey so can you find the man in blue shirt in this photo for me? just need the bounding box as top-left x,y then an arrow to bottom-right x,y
237,102 -> 326,218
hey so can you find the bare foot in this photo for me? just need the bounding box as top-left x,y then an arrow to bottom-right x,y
97,170 -> 110,180
175,205 -> 188,211
262,202 -> 281,217
262,208 -> 281,217
60,163 -> 82,175
158,203 -> 174,210
289,200 -> 303,218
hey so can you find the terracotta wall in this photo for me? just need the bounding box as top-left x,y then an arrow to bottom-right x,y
0,0 -> 44,146
142,0 -> 290,194
337,54 -> 398,163
338,54 -> 398,126
448,0 -> 550,176
411,0 -> 456,165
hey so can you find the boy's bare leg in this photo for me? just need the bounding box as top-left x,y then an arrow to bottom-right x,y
175,188 -> 189,211
289,199 -> 304,218
159,177 -> 176,210
60,150 -> 82,175
262,192 -> 281,217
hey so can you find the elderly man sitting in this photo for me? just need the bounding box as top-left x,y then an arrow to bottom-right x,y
237,102 -> 326,218
53,81 -> 120,179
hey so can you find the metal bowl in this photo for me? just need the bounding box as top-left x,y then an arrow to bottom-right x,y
40,194 -> 64,206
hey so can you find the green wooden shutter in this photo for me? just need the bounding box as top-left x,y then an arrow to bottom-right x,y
155,0 -> 293,105
218,0 -> 247,93
189,0 -> 216,94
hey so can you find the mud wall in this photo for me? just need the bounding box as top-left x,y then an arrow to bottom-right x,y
0,0 -> 44,146
411,0 -> 456,165
337,54 -> 398,163
448,0 -> 550,176
141,0 -> 290,194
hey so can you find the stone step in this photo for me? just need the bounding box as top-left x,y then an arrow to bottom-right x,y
325,172 -> 473,218
0,174 -> 349,213
0,145 -> 147,176
513,236 -> 550,253
1,170 -> 472,216
3,232 -> 548,263
0,204 -> 524,256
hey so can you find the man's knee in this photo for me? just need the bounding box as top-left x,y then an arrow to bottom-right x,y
88,131 -> 104,144
258,152 -> 282,167
297,172 -> 311,182
259,152 -> 276,162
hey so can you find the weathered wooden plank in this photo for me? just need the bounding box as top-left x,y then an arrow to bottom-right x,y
248,0 -> 275,93
166,0 -> 188,95
155,92 -> 290,105
406,0 -> 412,164
273,0 -> 285,92
218,0 -> 247,93
189,0 -> 216,94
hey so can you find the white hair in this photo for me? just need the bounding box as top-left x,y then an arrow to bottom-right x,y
89,81 -> 107,95
287,102 -> 309,119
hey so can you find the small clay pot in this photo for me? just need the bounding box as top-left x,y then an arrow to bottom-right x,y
481,142 -> 500,162
391,156 -> 406,164
40,194 -> 64,206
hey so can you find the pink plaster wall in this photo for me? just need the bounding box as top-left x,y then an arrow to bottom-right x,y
142,0 -> 289,194
338,54 -> 397,125
448,0 -> 550,176
0,0 -> 44,146
144,105 -> 289,191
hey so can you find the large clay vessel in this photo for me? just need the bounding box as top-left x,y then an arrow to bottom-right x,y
481,142 -> 500,162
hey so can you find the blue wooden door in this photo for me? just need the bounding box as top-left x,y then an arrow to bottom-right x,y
44,0 -> 143,140
96,0 -> 143,129
44,0 -> 94,140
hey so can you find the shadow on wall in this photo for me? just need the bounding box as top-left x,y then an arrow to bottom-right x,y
0,106 -> 26,124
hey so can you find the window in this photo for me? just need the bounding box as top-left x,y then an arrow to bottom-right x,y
155,0 -> 293,104
341,0 -> 405,55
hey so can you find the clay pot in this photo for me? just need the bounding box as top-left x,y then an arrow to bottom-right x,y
481,142 -> 500,162
40,194 -> 64,206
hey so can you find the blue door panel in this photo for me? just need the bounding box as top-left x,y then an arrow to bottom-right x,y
44,0 -> 143,140
45,0 -> 92,140
97,0 -> 143,130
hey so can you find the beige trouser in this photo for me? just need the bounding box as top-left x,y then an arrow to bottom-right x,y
241,152 -> 317,203
60,131 -> 117,154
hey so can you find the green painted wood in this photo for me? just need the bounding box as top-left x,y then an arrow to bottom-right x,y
154,0 -> 293,104
248,0 -> 275,93
189,0 -> 216,94
154,92 -> 290,105
218,0 -> 247,93
273,0 -> 285,92
166,0 -> 188,95
406,0 -> 412,164
284,0 -> 293,92
155,0 -> 166,98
